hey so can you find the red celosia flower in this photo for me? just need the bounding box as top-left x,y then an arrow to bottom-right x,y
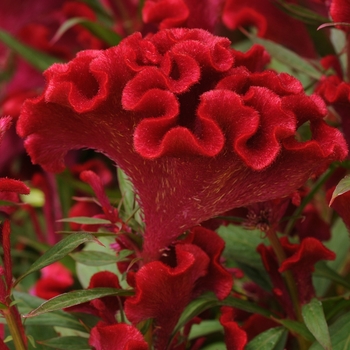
316,75 -> 350,151
125,227 -> 232,349
89,322 -> 148,350
222,0 -> 316,58
258,237 -> 336,312
18,28 -> 348,261
330,0 -> 350,30
219,307 -> 247,350
143,0 -> 225,32
31,262 -> 74,300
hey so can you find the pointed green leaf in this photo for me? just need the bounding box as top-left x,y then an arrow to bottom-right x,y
24,288 -> 133,317
0,29 -> 61,71
38,336 -> 90,350
70,249 -> 132,266
57,216 -> 111,225
14,233 -> 96,286
217,225 -> 271,290
310,311 -> 350,350
172,293 -> 219,337
246,327 -> 288,350
188,320 -> 223,341
329,175 -> 350,205
244,31 -> 322,79
274,0 -> 329,25
221,295 -> 272,318
302,298 -> 331,350
12,291 -> 92,333
52,17 -> 120,46
315,261 -> 350,290
275,319 -> 315,342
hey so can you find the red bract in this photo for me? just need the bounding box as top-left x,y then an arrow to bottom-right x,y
258,237 -> 336,310
89,322 -> 148,350
124,227 -> 232,349
219,307 -> 247,350
328,186 -> 350,229
143,0 -> 225,32
18,28 -> 348,261
316,75 -> 350,151
330,0 -> 350,30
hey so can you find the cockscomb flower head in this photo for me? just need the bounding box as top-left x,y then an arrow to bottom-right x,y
17,28 -> 347,260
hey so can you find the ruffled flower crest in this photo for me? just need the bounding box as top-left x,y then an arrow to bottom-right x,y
18,28 -> 348,260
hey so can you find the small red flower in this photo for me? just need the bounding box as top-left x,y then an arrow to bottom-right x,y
31,262 -> 74,300
89,322 -> 148,350
222,0 -> 316,57
124,227 -> 232,349
258,237 -> 336,312
219,307 -> 247,350
18,28 -> 347,261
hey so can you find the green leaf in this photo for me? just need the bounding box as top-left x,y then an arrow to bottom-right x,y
172,293 -> 219,338
14,233 -> 97,286
302,298 -> 332,350
201,343 -> 226,350
24,288 -> 133,318
244,31 -> 323,79
322,296 -> 350,321
75,236 -> 127,289
246,327 -> 288,350
329,175 -> 350,205
274,0 -> 330,25
12,292 -> 92,333
310,312 -> 350,350
70,249 -> 132,266
217,225 -> 271,290
0,29 -> 61,71
221,296 -> 272,318
57,217 -> 111,225
314,262 -> 350,291
38,336 -> 90,350
313,219 -> 350,296
117,168 -> 143,229
274,319 -> 315,342
188,320 -> 223,341
52,17 -> 120,46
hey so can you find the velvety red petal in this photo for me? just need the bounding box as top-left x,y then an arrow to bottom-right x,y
329,186 -> 350,229
89,322 -> 148,350
0,178 -> 30,195
181,227 -> 233,300
279,237 -> 335,304
143,0 -> 225,32
143,0 -> 189,29
32,262 -> 73,300
220,307 -> 247,350
124,244 -> 209,349
88,271 -> 122,324
330,0 -> 350,31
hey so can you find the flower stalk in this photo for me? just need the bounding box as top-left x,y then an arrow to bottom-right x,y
3,303 -> 27,350
266,228 -> 310,350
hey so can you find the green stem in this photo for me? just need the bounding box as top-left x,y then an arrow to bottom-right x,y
266,228 -> 310,350
284,165 -> 337,236
3,306 -> 27,350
